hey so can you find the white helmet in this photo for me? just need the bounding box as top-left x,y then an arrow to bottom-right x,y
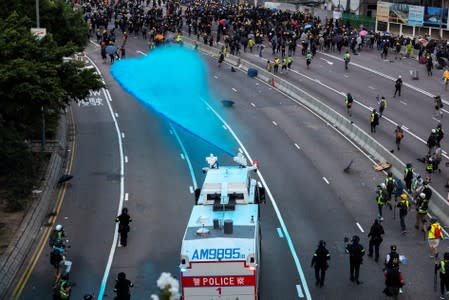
55,224 -> 63,231
420,192 -> 426,199
380,183 -> 386,189
432,129 -> 436,133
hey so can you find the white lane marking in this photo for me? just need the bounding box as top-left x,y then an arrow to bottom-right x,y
433,117 -> 441,122
180,153 -> 185,160
232,87 -> 237,92
356,222 -> 365,233
136,50 -> 147,56
239,147 -> 243,153
443,109 -> 449,114
250,102 -> 256,107
121,132 -> 125,139
115,112 -> 119,118
169,123 -> 198,189
344,74 -> 349,78
124,156 -> 128,163
203,100 -> 312,300
368,86 -> 375,90
169,129 -> 173,135
290,67 -> 428,148
323,177 -> 330,184
402,126 -> 409,130
319,57 -> 333,65
277,227 -> 284,238
443,150 -> 448,155
256,82 -> 260,86
124,193 -> 129,201
272,121 -> 278,126
296,284 -> 304,298
86,56 -> 125,300
399,100 -> 407,106
294,143 -> 301,150
89,40 -> 100,47
315,79 -> 321,84
189,186 -> 194,194
214,75 -> 218,79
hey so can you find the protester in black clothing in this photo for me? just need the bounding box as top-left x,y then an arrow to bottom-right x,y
368,219 -> 384,262
346,235 -> 365,284
116,207 -> 132,247
114,272 -> 133,300
393,76 -> 402,97
311,240 -> 330,287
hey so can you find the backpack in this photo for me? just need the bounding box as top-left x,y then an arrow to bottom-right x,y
386,252 -> 400,270
434,224 -> 443,239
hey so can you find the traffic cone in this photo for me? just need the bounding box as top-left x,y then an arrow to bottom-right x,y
271,77 -> 275,87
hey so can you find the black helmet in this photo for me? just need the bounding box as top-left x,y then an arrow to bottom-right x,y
352,235 -> 360,243
387,171 -> 392,177
84,295 -> 93,300
444,252 -> 449,260
406,163 -> 412,168
390,245 -> 397,252
122,207 -> 128,214
118,272 -> 126,280
319,240 -> 326,247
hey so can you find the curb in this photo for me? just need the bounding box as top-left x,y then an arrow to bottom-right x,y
0,110 -> 71,298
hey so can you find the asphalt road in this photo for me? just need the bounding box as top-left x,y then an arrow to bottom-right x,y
18,33 -> 449,300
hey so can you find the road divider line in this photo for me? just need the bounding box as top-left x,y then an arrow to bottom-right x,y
272,121 -> 278,126
214,75 -> 218,79
296,284 -> 304,298
294,143 -> 301,150
121,132 -> 125,139
124,156 -> 128,163
222,124 -> 228,130
115,112 -> 119,118
180,153 -> 185,160
356,222 -> 365,233
277,228 -> 284,238
136,50 -> 146,56
125,193 -> 129,201
323,177 -> 330,184
399,100 -> 407,106
189,186 -> 194,194
232,87 -> 237,92
250,102 -> 256,107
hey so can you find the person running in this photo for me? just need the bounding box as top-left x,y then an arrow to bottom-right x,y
403,163 -> 414,193
378,96 -> 387,118
370,109 -> 379,133
346,235 -> 365,284
394,125 -> 404,150
116,207 -> 132,247
310,240 -> 330,287
443,68 -> 449,91
114,272 -> 133,300
345,93 -> 353,117
344,50 -> 351,70
305,51 -> 313,69
436,252 -> 449,299
435,96 -> 444,118
415,192 -> 428,232
428,218 -> 444,259
368,219 -> 384,262
393,76 -> 402,98
376,183 -> 388,221
397,193 -> 410,234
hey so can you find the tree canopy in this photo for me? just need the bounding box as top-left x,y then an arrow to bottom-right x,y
0,0 -> 104,210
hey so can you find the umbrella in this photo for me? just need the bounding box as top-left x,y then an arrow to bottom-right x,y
304,24 -> 312,30
105,45 -> 116,55
155,33 -> 164,41
359,30 -> 368,36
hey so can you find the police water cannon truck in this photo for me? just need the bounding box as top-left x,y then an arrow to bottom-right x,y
180,153 -> 265,300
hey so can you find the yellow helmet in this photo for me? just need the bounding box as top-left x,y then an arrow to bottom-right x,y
400,193 -> 407,200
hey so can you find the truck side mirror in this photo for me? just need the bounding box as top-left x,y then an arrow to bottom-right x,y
194,188 -> 201,205
256,186 -> 266,204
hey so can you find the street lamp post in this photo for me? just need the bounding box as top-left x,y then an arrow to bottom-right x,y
41,106 -> 46,152
36,0 -> 40,28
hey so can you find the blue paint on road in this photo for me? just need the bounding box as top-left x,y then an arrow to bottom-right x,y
110,45 -> 237,156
